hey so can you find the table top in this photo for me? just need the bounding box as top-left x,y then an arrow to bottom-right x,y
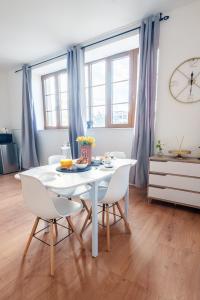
21,159 -> 137,190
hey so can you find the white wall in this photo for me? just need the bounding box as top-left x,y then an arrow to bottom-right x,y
88,128 -> 133,157
5,0 -> 200,164
0,71 -> 10,129
155,0 -> 200,156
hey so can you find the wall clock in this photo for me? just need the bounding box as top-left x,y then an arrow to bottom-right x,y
169,57 -> 200,103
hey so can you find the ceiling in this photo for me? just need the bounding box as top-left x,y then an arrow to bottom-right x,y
0,0 -> 194,70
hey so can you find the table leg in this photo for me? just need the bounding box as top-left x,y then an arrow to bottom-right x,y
124,187 -> 129,220
91,181 -> 98,257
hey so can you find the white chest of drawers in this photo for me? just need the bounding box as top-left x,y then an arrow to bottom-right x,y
148,156 -> 200,208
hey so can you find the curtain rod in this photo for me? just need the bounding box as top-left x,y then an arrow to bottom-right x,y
15,13 -> 169,73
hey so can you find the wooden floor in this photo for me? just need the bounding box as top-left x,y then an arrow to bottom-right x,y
1,174 -> 200,300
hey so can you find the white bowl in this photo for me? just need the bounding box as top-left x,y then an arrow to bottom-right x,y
75,163 -> 88,169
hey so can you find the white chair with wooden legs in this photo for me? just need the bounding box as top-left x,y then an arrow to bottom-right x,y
48,155 -> 91,213
98,151 -> 127,222
80,164 -> 131,251
20,174 -> 84,276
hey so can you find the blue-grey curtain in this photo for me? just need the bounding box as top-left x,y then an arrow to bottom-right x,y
131,14 -> 160,187
21,65 -> 39,169
67,46 -> 86,159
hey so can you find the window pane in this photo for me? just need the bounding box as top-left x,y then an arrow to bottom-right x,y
112,81 -> 129,103
85,65 -> 89,87
46,111 -> 57,127
112,56 -> 129,82
112,103 -> 128,124
60,110 -> 68,127
92,85 -> 105,105
60,92 -> 68,110
45,95 -> 56,111
58,72 -> 67,92
44,77 -> 55,95
85,88 -> 90,122
92,61 -> 105,85
92,106 -> 105,127
85,88 -> 89,107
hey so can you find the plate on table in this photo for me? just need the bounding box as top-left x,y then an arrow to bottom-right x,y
56,165 -> 92,173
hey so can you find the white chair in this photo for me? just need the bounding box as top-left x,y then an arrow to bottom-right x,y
20,174 -> 84,276
99,151 -> 127,188
109,151 -> 126,159
80,164 -> 131,251
98,151 -> 127,218
48,155 -> 91,214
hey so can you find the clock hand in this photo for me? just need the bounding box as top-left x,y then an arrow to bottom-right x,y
190,72 -> 194,95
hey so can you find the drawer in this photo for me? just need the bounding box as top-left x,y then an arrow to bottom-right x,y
150,161 -> 200,177
149,174 -> 200,192
148,186 -> 200,207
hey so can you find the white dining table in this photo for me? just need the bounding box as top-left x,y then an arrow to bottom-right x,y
20,159 -> 137,257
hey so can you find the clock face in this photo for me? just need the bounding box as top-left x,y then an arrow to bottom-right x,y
169,57 -> 200,103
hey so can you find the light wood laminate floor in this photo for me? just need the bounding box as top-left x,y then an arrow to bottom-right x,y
0,174 -> 200,300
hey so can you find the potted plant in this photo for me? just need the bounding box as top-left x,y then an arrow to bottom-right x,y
156,140 -> 164,156
76,136 -> 96,164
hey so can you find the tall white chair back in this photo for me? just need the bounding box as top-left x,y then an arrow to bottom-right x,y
20,174 -> 59,219
48,155 -> 65,165
102,164 -> 131,204
109,152 -> 126,159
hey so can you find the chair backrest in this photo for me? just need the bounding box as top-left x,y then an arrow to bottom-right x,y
109,152 -> 126,159
48,155 -> 65,165
20,174 -> 58,219
102,164 -> 131,204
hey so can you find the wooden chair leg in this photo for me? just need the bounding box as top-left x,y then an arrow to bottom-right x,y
50,221 -> 55,276
116,202 -> 131,233
102,204 -> 105,227
113,204 -> 117,222
53,219 -> 58,238
67,216 -> 84,249
81,200 -> 90,214
66,217 -> 72,235
106,204 -> 110,252
23,217 -> 40,257
80,208 -> 92,235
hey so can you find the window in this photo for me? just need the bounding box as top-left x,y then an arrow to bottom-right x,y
42,70 -> 68,128
85,49 -> 138,128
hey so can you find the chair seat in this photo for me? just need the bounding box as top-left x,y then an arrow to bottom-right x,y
72,184 -> 91,197
51,187 -> 76,197
52,197 -> 82,217
99,180 -> 109,188
98,174 -> 112,188
51,184 -> 91,198
80,187 -> 107,204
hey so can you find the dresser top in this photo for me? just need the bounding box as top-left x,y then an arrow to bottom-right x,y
150,155 -> 200,164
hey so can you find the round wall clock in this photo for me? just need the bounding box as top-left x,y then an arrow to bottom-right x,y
169,57 -> 200,103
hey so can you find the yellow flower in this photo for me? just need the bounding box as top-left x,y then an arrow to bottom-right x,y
76,135 -> 96,145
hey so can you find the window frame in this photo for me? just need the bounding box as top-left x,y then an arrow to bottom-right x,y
85,49 -> 139,128
41,69 -> 68,129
